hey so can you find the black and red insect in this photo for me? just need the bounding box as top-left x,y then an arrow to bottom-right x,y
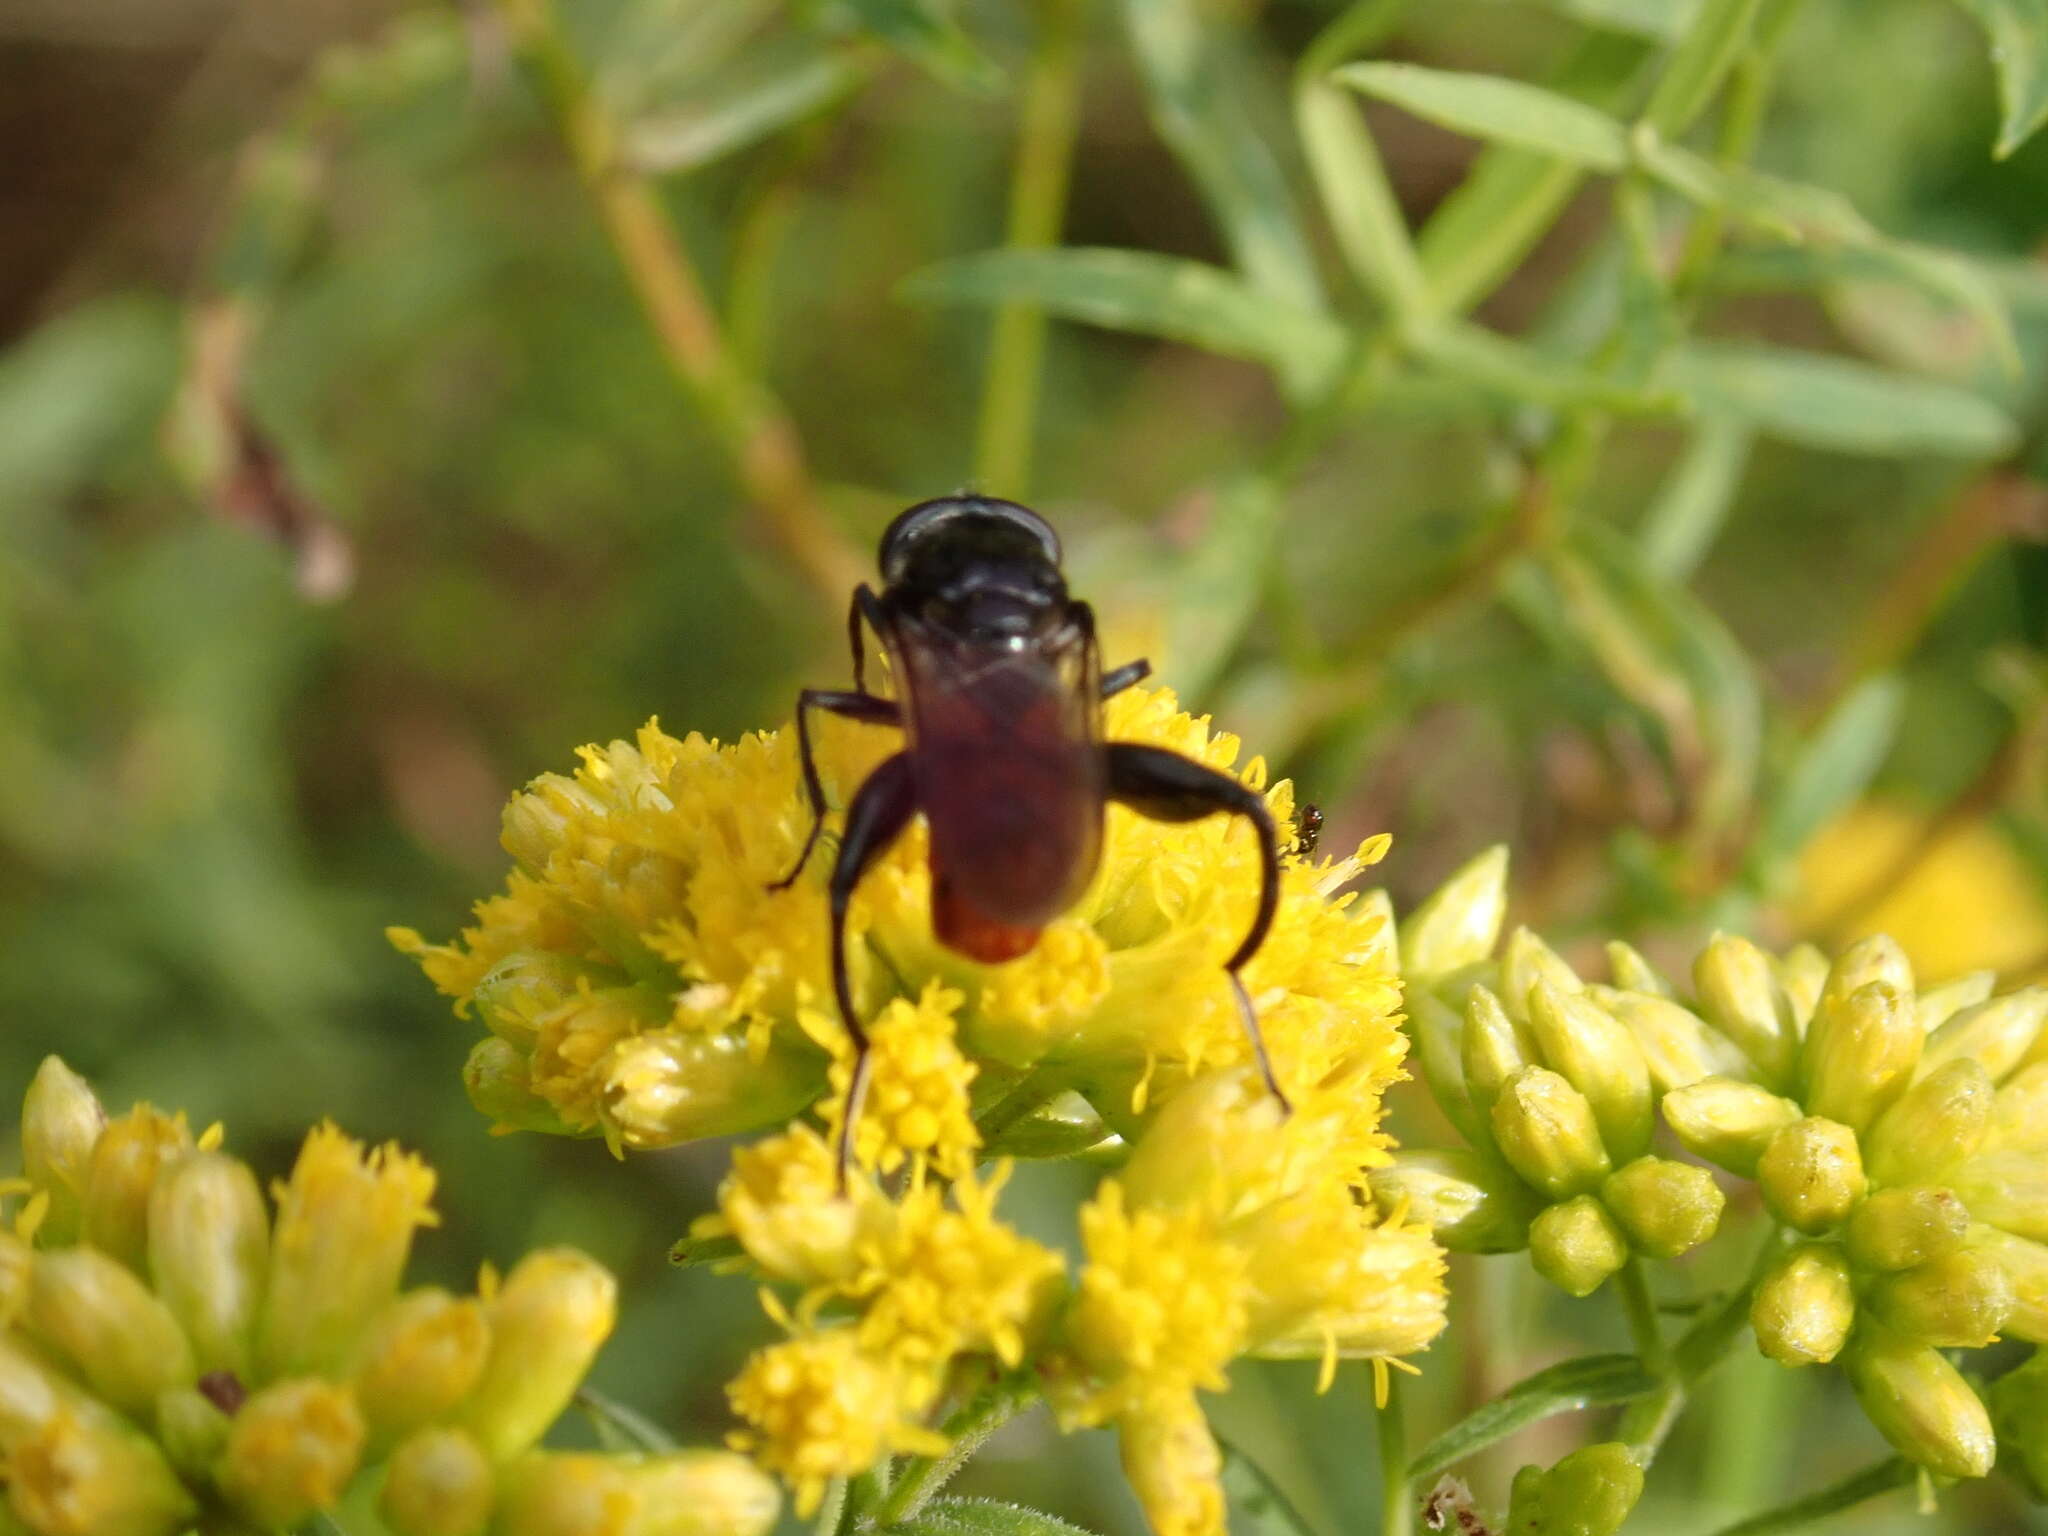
773,496 -> 1288,1174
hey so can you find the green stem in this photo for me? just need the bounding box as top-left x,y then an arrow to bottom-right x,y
1377,1371 -> 1412,1536
868,1376 -> 1036,1528
973,0 -> 1087,496
1614,1259 -> 1684,1461
1702,1458 -> 1914,1536
814,1478 -> 850,1536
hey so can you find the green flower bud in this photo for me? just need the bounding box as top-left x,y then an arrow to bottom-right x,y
1951,1150 -> 2048,1242
1775,943 -> 1830,1032
81,1106 -> 193,1273
464,1038 -> 578,1137
26,1246 -> 196,1416
1694,933 -> 1798,1089
1501,927 -> 1583,1022
1368,1150 -> 1542,1254
473,952 -> 588,1049
629,1451 -> 782,1536
219,1377 -> 369,1529
1920,987 -> 2048,1085
1661,1077 -> 1802,1177
1603,991 -> 1746,1094
1461,985 -> 1533,1123
1399,845 -> 1507,982
1870,1248 -> 2013,1348
1507,1442 -> 1643,1536
1601,1156 -> 1725,1259
1528,980 -> 1653,1162
1843,1323 -> 1996,1479
1529,1195 -> 1629,1297
1865,1059 -> 1992,1188
602,1031 -> 829,1150
1970,1228 -> 2048,1343
1916,970 -> 1995,1036
19,1057 -> 106,1247
460,1248 -> 616,1461
155,1385 -> 233,1481
1757,1117 -> 1866,1235
1844,1186 -> 1969,1273
382,1426 -> 496,1536
0,1332 -> 98,1444
1990,1350 -> 2048,1501
1751,1243 -> 1854,1366
1604,941 -> 1671,999
0,1233 -> 29,1332
1990,1063 -> 2048,1152
7,1394 -> 197,1536
1491,1068 -> 1612,1200
354,1288 -> 493,1444
1802,982 -> 1920,1134
1409,987 -> 1484,1147
1819,932 -> 1912,1007
147,1149 -> 268,1379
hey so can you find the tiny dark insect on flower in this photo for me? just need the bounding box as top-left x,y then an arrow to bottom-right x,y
772,495 -> 1290,1178
1293,803 -> 1325,859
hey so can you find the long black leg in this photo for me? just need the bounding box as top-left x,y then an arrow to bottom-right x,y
770,689 -> 900,891
1100,658 -> 1151,698
852,584 -> 889,696
826,752 -> 919,1184
1105,742 -> 1289,1110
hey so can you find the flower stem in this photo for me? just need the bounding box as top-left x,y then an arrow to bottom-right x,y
1377,1370 -> 1412,1536
1615,1258 -> 1684,1462
493,0 -> 861,603
973,0 -> 1087,497
1701,1457 -> 1913,1536
867,1374 -> 1036,1528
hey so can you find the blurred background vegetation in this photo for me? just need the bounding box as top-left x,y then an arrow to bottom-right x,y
3,0 -> 2047,1529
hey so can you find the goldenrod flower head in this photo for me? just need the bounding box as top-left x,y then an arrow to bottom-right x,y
460,1248 -> 617,1462
80,1107 -> 191,1274
380,1426 -> 494,1536
24,1246 -> 195,1416
353,1288 -> 493,1444
815,982 -> 980,1178
724,1326 -> 946,1517
217,1377 -> 367,1529
1115,1392 -> 1227,1536
7,1402 -> 196,1536
494,1449 -> 780,1536
19,1060 -> 105,1250
145,1151 -> 268,1381
702,1125 -> 886,1287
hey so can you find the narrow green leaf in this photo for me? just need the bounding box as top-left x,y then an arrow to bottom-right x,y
1412,320 -> 1680,414
1122,0 -> 1324,309
575,1387 -> 678,1453
667,1232 -> 742,1267
1752,674 -> 1906,874
1636,141 -> 1869,245
1334,63 -> 1630,170
894,1498 -> 1102,1536
1703,1458 -> 1914,1536
624,38 -> 870,172
1672,342 -> 2020,458
1950,0 -> 2048,156
898,247 -> 1349,400
1641,0 -> 1764,135
1220,1441 -> 1319,1536
1637,419 -> 1753,581
1543,0 -> 1700,37
1296,81 -> 1430,315
1407,1354 -> 1658,1482
839,0 -> 1000,91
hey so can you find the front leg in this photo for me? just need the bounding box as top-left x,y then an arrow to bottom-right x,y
1105,742 -> 1289,1110
770,688 -> 901,891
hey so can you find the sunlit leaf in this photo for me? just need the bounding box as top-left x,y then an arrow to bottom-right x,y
898,247 -> 1350,400
1641,0 -> 1765,135
1672,342 -> 2019,458
1636,419 -> 1753,581
1334,63 -> 1630,170
1413,320 -> 1680,414
1751,674 -> 1907,879
1296,80 -> 1428,314
624,36 -> 871,172
1949,0 -> 2048,157
1122,0 -> 1324,309
1408,1354 -> 1658,1482
895,1499 -> 1101,1536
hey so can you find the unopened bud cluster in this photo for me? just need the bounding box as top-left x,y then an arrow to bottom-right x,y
1,1058 -> 777,1536
1379,848 -> 2048,1487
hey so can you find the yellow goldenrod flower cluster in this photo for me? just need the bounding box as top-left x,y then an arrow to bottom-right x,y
396,686 -> 1447,1535
1382,847 -> 2048,1484
0,1059 -> 778,1536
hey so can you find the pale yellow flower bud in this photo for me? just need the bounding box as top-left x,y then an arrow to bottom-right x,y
259,1123 -> 437,1379
1870,1248 -> 2013,1347
25,1246 -> 195,1416
461,1248 -> 616,1461
154,1385 -> 232,1481
1118,1397 -> 1226,1536
1600,1157 -> 1725,1260
381,1427 -> 496,1536
463,1038 -> 577,1137
1919,987 -> 2048,1085
354,1288 -> 493,1444
630,1451 -> 783,1536
1408,987 -> 1483,1146
7,1401 -> 197,1536
1528,1195 -> 1628,1297
1842,1323 -> 1996,1479
1751,1243 -> 1854,1366
1969,1227 -> 2048,1343
1490,1068 -> 1611,1201
473,952 -> 588,1049
20,1057 -> 106,1247
1694,933 -> 1798,1088
1399,845 -> 1507,982
1865,1059 -> 1992,1187
0,1332 -> 97,1447
1819,934 -> 1914,1016
492,1452 -> 636,1536
81,1106 -> 191,1273
1915,970 -> 1994,1036
1990,1062 -> 2048,1152
1801,982 -> 1920,1134
711,1127 -> 889,1287
1844,1186 -> 1969,1273
0,1233 -> 29,1331
1500,928 -> 1582,1021
1460,985 -> 1533,1122
1604,941 -> 1670,999
1368,1150 -> 1540,1255
219,1377 -> 369,1529
601,1030 -> 826,1150
146,1149 -> 267,1379
1660,1078 -> 1801,1177
1507,1442 -> 1643,1536
1775,943 -> 1829,1032
1950,1150 -> 2048,1242
1603,992 -> 1745,1094
1526,980 -> 1652,1162
1757,1117 -> 1865,1235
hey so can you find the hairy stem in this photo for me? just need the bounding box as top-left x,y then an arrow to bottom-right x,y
867,1375 -> 1036,1528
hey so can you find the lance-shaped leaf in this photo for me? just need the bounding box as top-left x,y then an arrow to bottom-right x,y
1334,63 -> 1631,171
1749,674 -> 1906,883
895,1499 -> 1102,1536
839,0 -> 1000,91
1411,320 -> 1682,414
1220,1439 -> 1319,1536
1408,1354 -> 1659,1482
1949,0 -> 2048,157
623,37 -> 872,172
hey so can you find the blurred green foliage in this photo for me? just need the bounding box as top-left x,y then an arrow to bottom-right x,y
3,0 -> 2047,1530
